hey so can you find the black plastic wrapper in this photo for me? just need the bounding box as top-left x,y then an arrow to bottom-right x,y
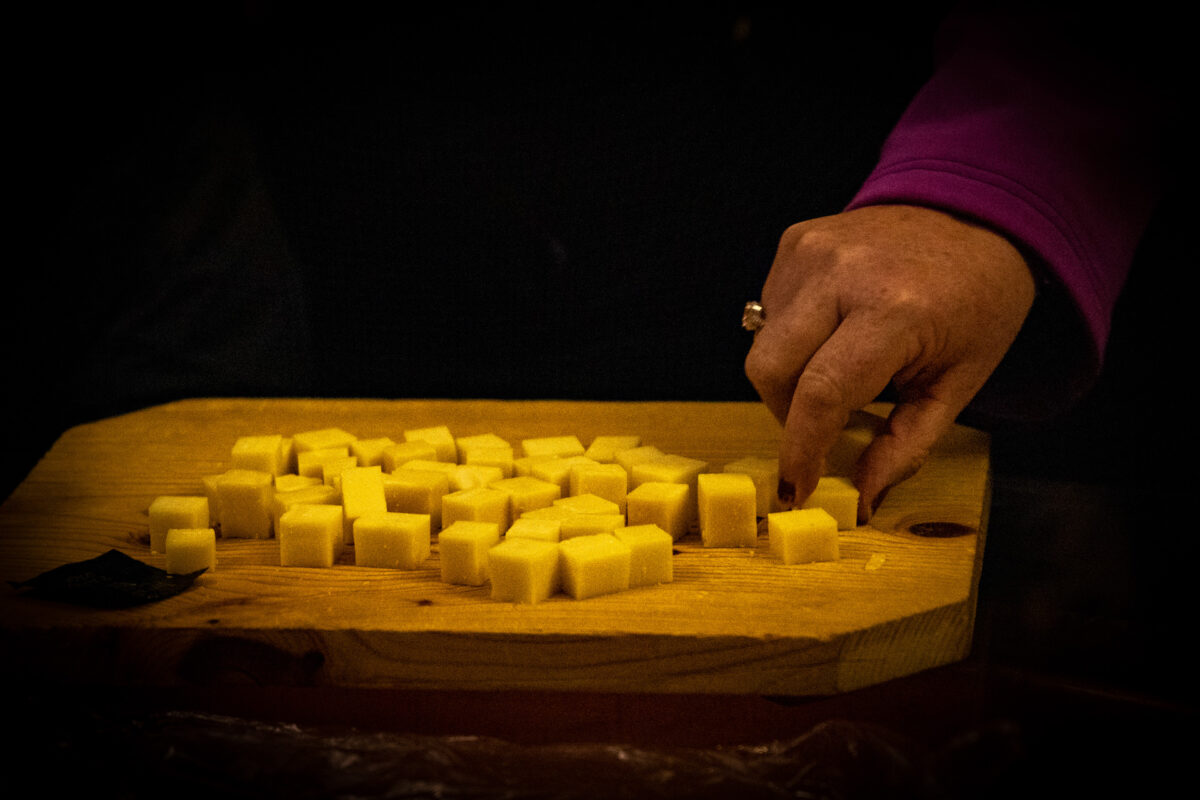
15,706 -> 1028,800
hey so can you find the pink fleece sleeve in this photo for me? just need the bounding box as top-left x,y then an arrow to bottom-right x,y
846,10 -> 1168,375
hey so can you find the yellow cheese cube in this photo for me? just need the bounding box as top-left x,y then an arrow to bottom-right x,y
530,455 -> 599,493
558,533 -> 632,600
438,520 -> 502,585
490,476 -> 561,520
521,435 -> 585,459
382,469 -> 450,529
215,469 -> 274,539
272,483 -> 340,537
339,466 -> 387,545
568,462 -> 628,513
164,527 -> 216,574
349,437 -> 396,467
514,454 -> 560,477
801,476 -> 860,530
275,473 -> 321,493
613,445 -> 664,477
584,435 -> 642,463
450,464 -> 505,491
505,517 -> 562,542
200,474 -> 222,525
322,455 -> 359,486
403,425 -> 457,462
231,434 -> 286,476
631,453 -> 708,523
768,508 -> 839,564
613,524 -> 673,587
353,511 -> 431,569
625,481 -> 690,541
559,513 -> 625,540
279,503 -> 343,568
280,437 -> 297,474
455,433 -> 511,463
292,427 -> 357,454
697,473 -> 758,548
148,495 -> 211,553
442,486 -> 511,531
297,446 -> 351,479
723,456 -> 779,517
553,493 -> 621,516
464,447 -> 515,478
382,440 -> 439,471
488,538 -> 562,603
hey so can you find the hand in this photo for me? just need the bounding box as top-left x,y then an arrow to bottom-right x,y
744,204 -> 1036,522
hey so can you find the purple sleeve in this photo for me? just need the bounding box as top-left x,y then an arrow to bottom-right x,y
846,10 -> 1168,383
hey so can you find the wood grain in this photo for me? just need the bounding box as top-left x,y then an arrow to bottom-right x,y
0,398 -> 989,696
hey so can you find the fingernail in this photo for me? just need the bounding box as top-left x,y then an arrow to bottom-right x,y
777,479 -> 795,508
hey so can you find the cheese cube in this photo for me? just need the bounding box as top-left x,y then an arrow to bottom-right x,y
530,455 -> 599,493
697,473 -> 758,548
490,476 -> 561,520
584,435 -> 642,463
438,520 -> 501,585
559,513 -> 625,540
349,437 -> 396,467
521,435 -> 585,459
340,466 -> 387,545
353,511 -> 431,569
272,482 -> 340,537
397,459 -> 459,480
292,427 -> 357,454
488,538 -> 561,603
801,476 -> 860,530
568,462 -> 628,513
514,454 -> 560,477
231,434 -> 286,476
723,456 -> 779,517
450,464 -> 505,491
442,486 -> 511,531
558,533 -> 632,599
148,495 -> 211,553
455,433 -> 512,463
768,508 -> 839,564
383,469 -> 450,529
403,425 -> 457,462
625,481 -> 690,541
553,493 -> 621,516
215,469 -> 274,539
275,474 -> 321,493
321,455 -> 359,486
505,517 -> 563,542
631,453 -> 708,523
382,440 -> 439,471
280,437 -> 297,474
613,445 -> 664,477
200,475 -> 222,525
279,503 -> 342,567
613,524 -> 673,587
164,527 -> 216,574
297,446 -> 352,479
464,447 -> 515,478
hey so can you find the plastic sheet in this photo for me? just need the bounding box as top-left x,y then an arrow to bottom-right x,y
19,705 -> 1027,800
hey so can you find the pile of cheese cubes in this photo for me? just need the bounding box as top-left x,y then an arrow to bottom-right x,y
147,424 -> 860,603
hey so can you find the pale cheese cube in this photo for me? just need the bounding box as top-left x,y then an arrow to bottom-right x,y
272,483 -> 340,541
768,508 -> 839,564
553,493 -> 621,516
450,464 -> 505,491
613,444 -> 664,477
403,425 -> 457,462
530,455 -> 599,493
514,454 -> 560,477
350,437 -> 396,468
382,469 -> 450,529
215,469 -> 274,539
438,520 -> 501,585
279,503 -> 342,568
625,481 -> 689,541
464,447 -> 515,478
275,473 -> 321,493
490,476 -> 561,520
558,533 -> 631,600
297,446 -> 351,479
455,433 -> 511,463
697,473 -> 758,548
505,517 -> 562,542
584,435 -> 642,463
631,453 -> 708,523
353,511 -> 431,569
340,466 -> 387,545
322,455 -> 359,486
382,440 -> 439,472
723,456 -> 779,517
231,434 -> 286,476
148,495 -> 211,553
488,538 -> 561,603
568,462 -> 628,513
521,435 -> 585,459
442,486 -> 511,531
292,427 -> 357,454
613,524 -> 673,587
164,527 -> 216,574
559,513 -> 625,540
801,476 -> 860,530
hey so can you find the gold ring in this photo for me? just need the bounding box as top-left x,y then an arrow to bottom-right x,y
742,301 -> 766,332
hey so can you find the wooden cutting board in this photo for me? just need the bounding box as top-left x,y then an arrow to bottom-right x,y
0,398 -> 989,697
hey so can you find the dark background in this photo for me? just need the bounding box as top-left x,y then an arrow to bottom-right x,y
5,3 -> 1195,794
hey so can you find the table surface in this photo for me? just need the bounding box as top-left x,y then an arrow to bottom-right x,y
0,397 -> 990,697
